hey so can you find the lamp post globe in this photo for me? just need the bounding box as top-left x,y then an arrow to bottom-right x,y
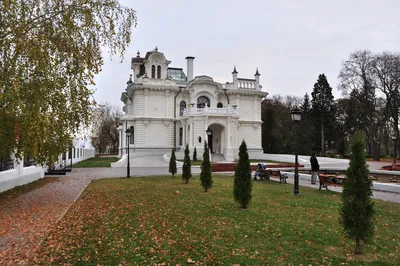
290,107 -> 303,195
125,129 -> 132,178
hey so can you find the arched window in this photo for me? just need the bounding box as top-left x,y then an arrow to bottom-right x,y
151,65 -> 156,78
157,65 -> 161,79
197,96 -> 210,108
129,126 -> 134,144
179,101 -> 186,116
217,102 -> 223,108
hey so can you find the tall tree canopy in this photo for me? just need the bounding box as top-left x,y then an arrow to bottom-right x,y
311,74 -> 336,155
0,0 -> 136,164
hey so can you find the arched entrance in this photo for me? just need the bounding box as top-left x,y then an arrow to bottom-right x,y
207,124 -> 225,154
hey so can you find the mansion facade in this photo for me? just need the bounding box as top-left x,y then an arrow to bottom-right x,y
117,48 -> 268,161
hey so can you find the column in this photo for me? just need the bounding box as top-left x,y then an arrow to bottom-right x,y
183,122 -> 187,146
122,122 -> 127,155
165,90 -> 170,118
204,118 -> 208,148
227,117 -> 231,148
253,95 -> 257,120
118,129 -> 122,157
144,89 -> 148,117
189,91 -> 194,106
189,119 -> 193,148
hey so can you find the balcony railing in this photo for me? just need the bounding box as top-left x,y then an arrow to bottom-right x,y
183,106 -> 239,117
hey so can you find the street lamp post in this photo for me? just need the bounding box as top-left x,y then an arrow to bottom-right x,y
125,129 -> 132,178
290,107 -> 303,195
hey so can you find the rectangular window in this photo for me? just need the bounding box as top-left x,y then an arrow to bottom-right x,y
179,128 -> 183,146
130,127 -> 134,144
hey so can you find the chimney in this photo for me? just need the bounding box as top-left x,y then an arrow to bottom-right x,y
185,56 -> 195,81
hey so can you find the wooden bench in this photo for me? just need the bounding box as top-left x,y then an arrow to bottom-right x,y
318,174 -> 345,190
264,169 -> 288,183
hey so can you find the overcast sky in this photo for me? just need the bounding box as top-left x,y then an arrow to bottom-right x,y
93,0 -> 400,108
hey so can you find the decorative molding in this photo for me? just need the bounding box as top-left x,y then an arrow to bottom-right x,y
244,108 -> 249,114
143,120 -> 149,127
164,121 -> 170,127
153,103 -> 160,110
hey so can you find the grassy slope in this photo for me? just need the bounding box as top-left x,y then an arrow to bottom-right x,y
36,176 -> 400,265
72,157 -> 119,168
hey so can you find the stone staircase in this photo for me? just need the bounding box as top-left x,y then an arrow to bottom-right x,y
211,154 -> 226,162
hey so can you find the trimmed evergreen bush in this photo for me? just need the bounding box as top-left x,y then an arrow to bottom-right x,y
200,141 -> 212,192
233,140 -> 252,208
182,144 -> 192,184
340,131 -> 374,255
169,148 -> 177,178
193,147 -> 197,161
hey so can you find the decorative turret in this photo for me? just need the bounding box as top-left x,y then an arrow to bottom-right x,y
232,66 -> 238,87
254,68 -> 260,90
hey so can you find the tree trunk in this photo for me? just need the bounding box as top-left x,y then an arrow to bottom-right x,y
321,121 -> 324,155
205,187 -> 208,192
373,139 -> 380,161
354,238 -> 362,255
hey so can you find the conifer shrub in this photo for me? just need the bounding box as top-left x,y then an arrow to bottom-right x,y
169,148 -> 177,178
200,141 -> 212,192
193,147 -> 197,162
233,140 -> 252,208
182,144 -> 192,184
340,131 -> 374,255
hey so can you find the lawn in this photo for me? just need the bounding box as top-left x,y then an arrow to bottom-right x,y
35,176 -> 400,265
72,157 -> 119,168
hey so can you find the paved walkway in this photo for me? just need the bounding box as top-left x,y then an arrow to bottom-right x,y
0,167 -> 398,265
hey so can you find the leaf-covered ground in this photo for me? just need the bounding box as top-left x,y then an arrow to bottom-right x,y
34,176 -> 400,265
0,175 -> 93,265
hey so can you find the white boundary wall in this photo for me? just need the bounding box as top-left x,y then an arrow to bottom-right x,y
0,162 -> 44,193
0,147 -> 95,194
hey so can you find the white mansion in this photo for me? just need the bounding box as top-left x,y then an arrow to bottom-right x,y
116,47 -> 268,162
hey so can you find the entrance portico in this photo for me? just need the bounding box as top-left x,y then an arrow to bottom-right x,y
181,104 -> 238,161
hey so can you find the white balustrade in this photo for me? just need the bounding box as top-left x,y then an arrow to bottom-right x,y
183,106 -> 239,117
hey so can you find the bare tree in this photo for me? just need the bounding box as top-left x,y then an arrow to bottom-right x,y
338,50 -> 391,159
91,103 -> 122,154
372,52 -> 400,162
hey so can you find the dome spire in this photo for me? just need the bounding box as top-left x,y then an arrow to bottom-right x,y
232,65 -> 238,74
255,67 -> 260,76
